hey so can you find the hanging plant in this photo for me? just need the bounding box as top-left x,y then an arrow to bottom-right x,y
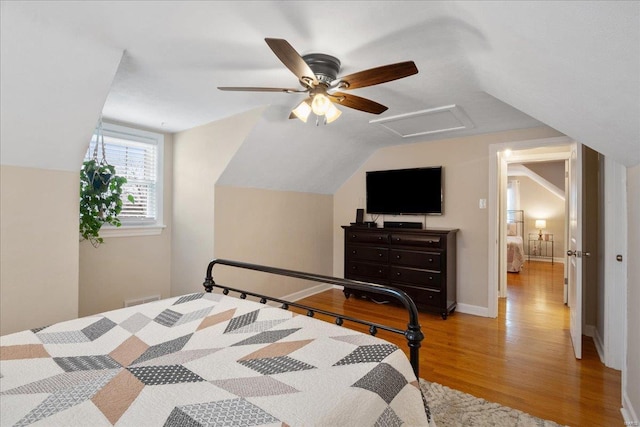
79,120 -> 134,247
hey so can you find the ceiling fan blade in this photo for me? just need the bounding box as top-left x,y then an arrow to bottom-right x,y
330,92 -> 388,114
218,86 -> 306,93
338,61 -> 418,90
265,38 -> 318,87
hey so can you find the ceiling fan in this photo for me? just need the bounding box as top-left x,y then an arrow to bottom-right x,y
218,38 -> 419,124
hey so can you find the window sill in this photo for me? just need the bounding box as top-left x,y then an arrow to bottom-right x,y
100,224 -> 166,238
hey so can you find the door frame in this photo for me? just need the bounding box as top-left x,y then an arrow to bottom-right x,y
488,136 -> 573,316
488,136 -> 626,368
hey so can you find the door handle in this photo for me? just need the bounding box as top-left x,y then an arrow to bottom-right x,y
568,250 -> 589,258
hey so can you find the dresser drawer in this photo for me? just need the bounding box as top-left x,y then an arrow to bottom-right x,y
403,286 -> 442,307
390,266 -> 442,288
346,261 -> 388,281
346,231 -> 389,245
390,233 -> 442,248
347,246 -> 389,263
390,249 -> 441,270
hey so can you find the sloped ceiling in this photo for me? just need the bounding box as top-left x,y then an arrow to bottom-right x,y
1,2 -> 638,193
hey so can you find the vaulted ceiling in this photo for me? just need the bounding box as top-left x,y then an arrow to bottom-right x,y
1,1 -> 638,193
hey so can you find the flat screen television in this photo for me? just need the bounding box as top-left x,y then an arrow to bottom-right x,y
366,166 -> 443,215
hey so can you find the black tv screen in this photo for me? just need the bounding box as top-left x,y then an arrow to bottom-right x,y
366,167 -> 443,215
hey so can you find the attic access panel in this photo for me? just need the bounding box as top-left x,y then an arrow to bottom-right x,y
370,105 -> 474,138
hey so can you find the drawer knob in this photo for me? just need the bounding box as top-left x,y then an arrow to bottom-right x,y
352,250 -> 357,254
352,234 -> 357,238
396,272 -> 401,276
396,255 -> 401,259
395,237 -> 401,241
378,269 -> 383,273
428,258 -> 433,262
429,276 -> 433,280
378,236 -> 383,240
378,253 -> 383,257
428,295 -> 433,299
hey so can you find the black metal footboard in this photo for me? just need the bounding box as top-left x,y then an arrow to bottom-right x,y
203,259 -> 424,377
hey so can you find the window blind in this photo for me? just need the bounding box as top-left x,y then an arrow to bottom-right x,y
85,134 -> 158,224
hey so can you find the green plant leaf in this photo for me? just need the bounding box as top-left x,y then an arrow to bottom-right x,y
79,160 -> 129,247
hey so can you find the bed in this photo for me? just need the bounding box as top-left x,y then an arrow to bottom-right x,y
507,210 -> 525,273
0,259 -> 433,426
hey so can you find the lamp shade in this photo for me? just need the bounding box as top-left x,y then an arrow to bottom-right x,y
311,93 -> 331,115
292,100 -> 312,122
325,103 -> 342,123
535,219 -> 547,229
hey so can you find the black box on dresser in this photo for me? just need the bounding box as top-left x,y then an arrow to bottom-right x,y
342,225 -> 458,319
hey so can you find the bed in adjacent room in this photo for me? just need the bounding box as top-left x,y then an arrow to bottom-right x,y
507,210 -> 525,273
0,259 -> 433,427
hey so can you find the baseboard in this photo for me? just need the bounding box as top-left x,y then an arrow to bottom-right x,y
329,287 -> 490,318
622,390 -> 639,427
583,324 -> 595,338
267,283 -> 333,306
527,257 -> 565,264
592,327 -> 606,365
456,303 -> 489,317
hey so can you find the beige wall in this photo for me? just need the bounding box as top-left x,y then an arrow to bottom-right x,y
213,185 -> 333,297
333,126 -> 563,311
517,175 -> 566,259
1,165 -> 79,335
78,133 -> 174,317
171,107 -> 265,297
626,163 -> 639,421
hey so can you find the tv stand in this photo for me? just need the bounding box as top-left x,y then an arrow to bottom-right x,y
342,226 -> 458,319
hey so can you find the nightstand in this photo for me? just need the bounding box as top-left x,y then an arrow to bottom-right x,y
528,233 -> 554,264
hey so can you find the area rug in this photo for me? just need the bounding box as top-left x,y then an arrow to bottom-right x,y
420,379 -> 564,427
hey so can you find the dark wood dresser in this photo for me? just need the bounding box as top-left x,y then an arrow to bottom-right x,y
342,226 -> 458,319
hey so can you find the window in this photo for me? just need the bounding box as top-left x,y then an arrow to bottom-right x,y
84,122 -> 165,236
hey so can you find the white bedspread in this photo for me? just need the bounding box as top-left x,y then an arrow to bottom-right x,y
507,235 -> 525,272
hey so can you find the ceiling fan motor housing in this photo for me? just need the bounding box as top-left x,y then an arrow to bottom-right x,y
302,53 -> 341,85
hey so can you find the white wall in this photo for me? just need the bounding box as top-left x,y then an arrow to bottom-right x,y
213,186 -> 333,297
624,164 -> 640,423
78,131 -> 173,317
171,108 -> 265,297
0,166 -> 79,334
517,175 -> 565,260
333,126 -> 563,312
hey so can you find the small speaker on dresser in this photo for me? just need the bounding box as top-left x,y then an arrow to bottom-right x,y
355,208 -> 364,224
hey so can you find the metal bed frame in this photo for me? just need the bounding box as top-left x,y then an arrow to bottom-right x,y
203,259 -> 424,377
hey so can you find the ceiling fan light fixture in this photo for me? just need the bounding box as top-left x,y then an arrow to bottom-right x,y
325,103 -> 342,123
311,93 -> 331,116
292,100 -> 312,122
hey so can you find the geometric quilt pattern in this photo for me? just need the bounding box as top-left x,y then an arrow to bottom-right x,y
0,292 -> 430,426
166,398 -> 280,427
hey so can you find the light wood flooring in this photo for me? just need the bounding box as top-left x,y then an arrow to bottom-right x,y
295,261 -> 622,426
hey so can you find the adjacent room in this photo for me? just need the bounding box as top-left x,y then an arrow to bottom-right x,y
1,2 -> 638,426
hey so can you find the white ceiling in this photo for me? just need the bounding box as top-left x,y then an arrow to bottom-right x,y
1,1 -> 638,193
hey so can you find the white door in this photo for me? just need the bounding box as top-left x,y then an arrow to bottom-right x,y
567,142 -> 583,359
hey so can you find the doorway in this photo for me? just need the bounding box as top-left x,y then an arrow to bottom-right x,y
488,136 -> 626,369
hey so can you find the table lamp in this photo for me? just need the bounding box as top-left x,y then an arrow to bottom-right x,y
535,219 -> 546,240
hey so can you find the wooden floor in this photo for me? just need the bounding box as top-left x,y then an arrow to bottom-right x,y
295,261 -> 622,426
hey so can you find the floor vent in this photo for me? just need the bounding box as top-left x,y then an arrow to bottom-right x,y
124,295 -> 161,308
369,104 -> 474,138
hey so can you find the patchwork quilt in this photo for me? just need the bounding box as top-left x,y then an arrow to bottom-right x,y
0,293 -> 431,426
